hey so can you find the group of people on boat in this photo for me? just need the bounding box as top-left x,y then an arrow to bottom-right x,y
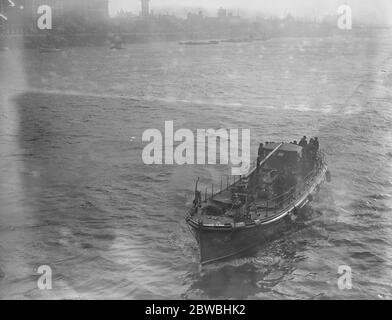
297,136 -> 319,151
292,136 -> 320,168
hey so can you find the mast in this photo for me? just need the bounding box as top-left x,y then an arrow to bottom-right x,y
194,177 -> 200,196
258,142 -> 284,168
245,142 -> 284,179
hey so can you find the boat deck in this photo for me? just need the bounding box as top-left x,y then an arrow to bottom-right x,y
189,160 -> 328,228
194,187 -> 284,225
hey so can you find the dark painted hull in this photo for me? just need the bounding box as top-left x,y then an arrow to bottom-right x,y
196,215 -> 290,264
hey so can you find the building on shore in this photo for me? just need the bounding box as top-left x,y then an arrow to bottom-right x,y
217,7 -> 227,19
29,0 -> 109,20
140,0 -> 150,18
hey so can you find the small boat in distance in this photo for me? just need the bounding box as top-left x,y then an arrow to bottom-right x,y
221,38 -> 253,43
186,139 -> 331,265
110,34 -> 125,50
221,35 -> 254,43
179,40 -> 220,45
39,47 -> 62,53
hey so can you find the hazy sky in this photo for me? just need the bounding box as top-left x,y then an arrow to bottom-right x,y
109,0 -> 392,24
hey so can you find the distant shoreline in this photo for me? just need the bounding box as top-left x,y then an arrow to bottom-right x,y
0,25 -> 389,50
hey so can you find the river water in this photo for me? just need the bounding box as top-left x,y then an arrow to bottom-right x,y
0,32 -> 392,299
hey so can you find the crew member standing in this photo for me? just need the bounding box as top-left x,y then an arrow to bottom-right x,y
299,136 -> 308,148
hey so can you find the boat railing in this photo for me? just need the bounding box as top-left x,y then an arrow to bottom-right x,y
201,159 -> 258,202
200,143 -> 284,202
200,152 -> 325,209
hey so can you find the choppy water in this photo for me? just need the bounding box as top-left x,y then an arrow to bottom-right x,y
1,32 -> 392,299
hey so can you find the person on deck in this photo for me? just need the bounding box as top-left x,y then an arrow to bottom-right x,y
299,136 -> 307,148
314,137 -> 319,152
308,138 -> 317,166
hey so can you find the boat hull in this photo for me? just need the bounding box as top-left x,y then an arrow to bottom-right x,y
195,215 -> 290,264
187,164 -> 328,265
